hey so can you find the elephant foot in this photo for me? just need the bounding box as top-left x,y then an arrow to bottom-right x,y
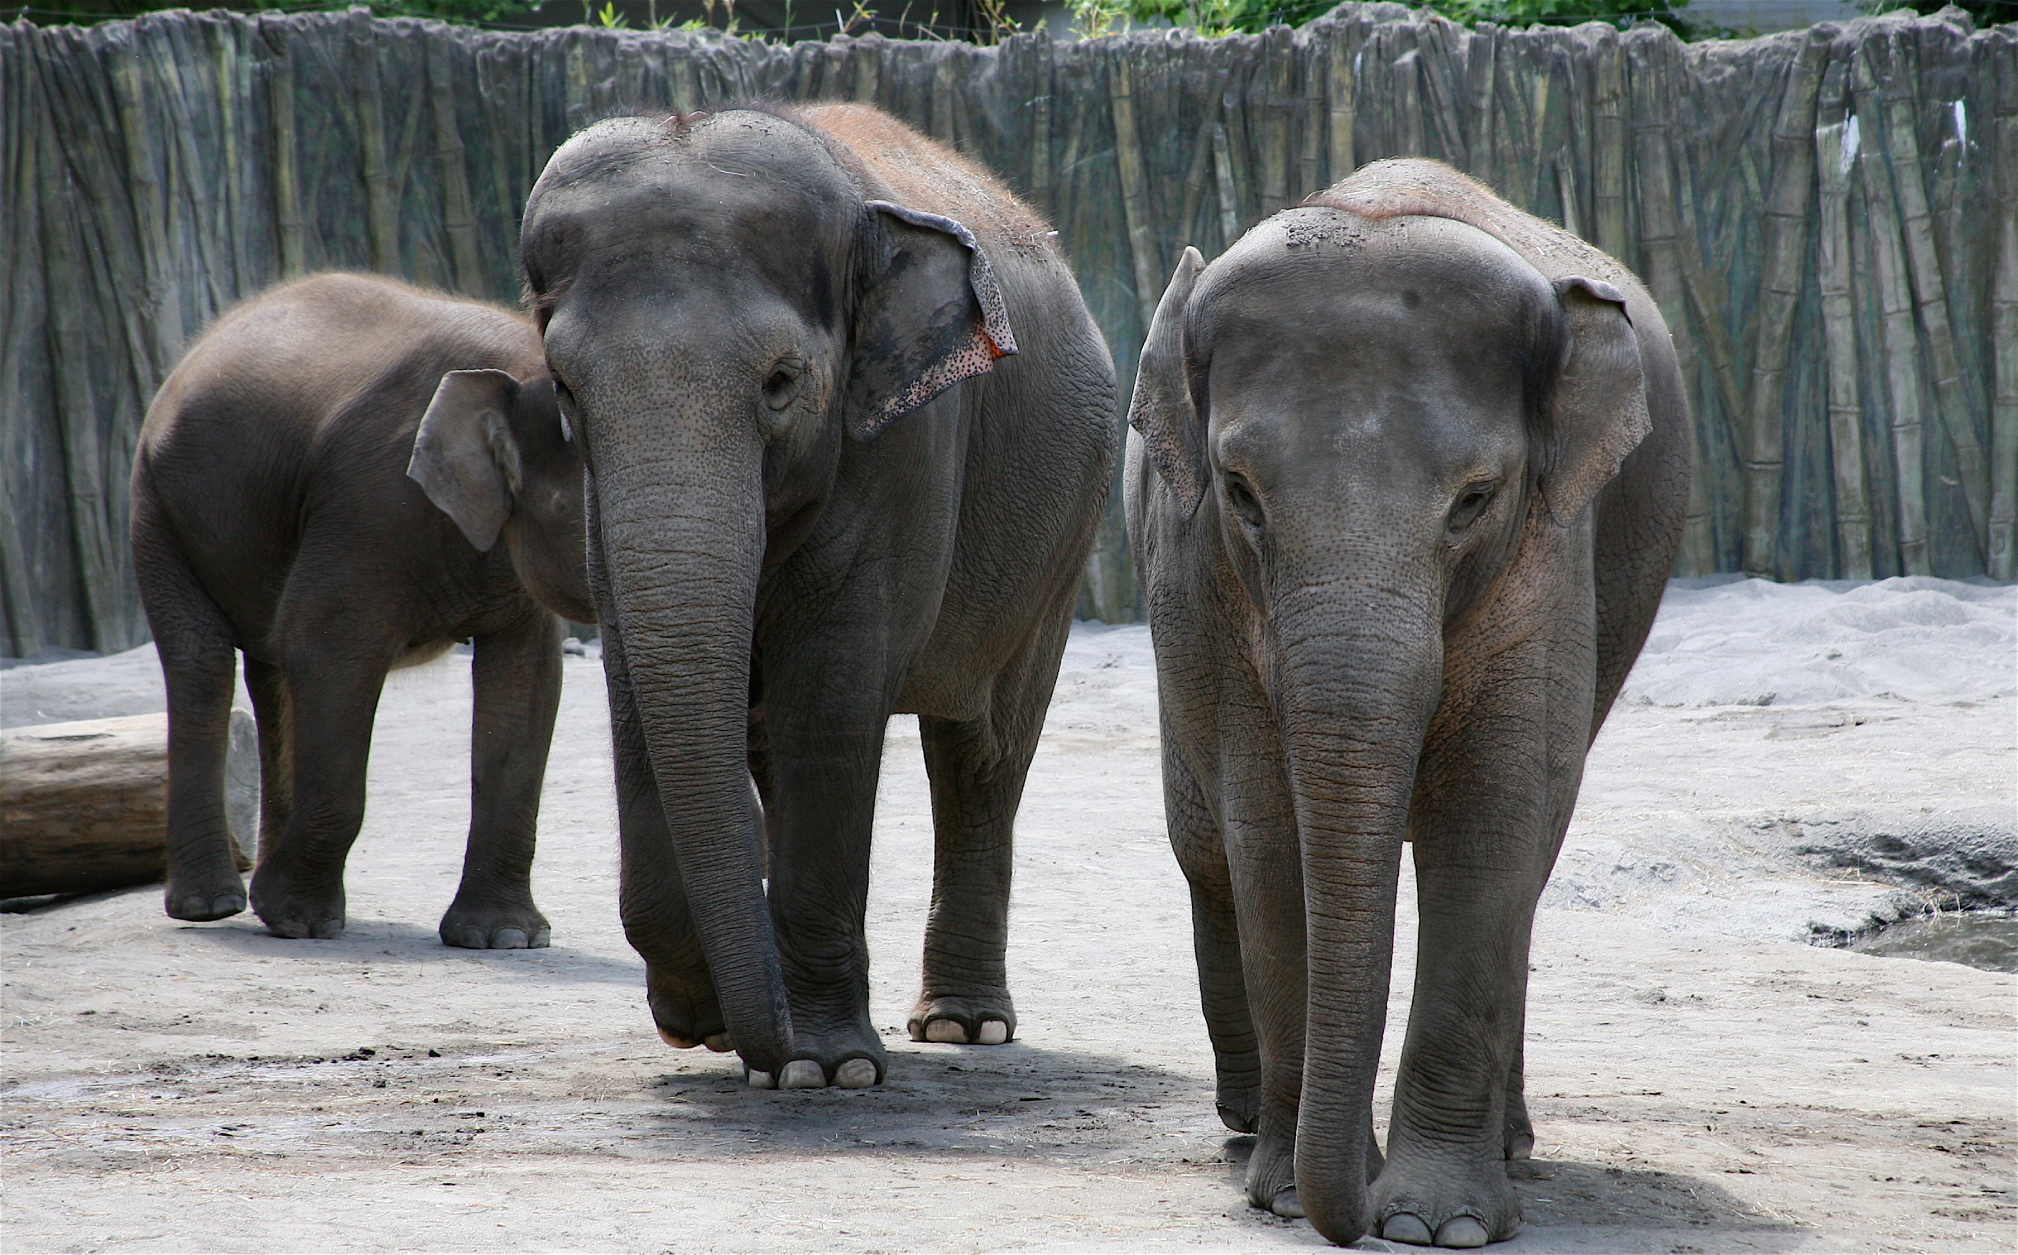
1502,1099 -> 1535,1161
748,1011 -> 887,1090
643,961 -> 726,1050
1243,1130 -> 1296,1217
163,872 -> 247,922
746,1056 -> 881,1090
1370,1153 -> 1520,1247
438,896 -> 551,950
907,993 -> 1014,1046
248,869 -> 345,940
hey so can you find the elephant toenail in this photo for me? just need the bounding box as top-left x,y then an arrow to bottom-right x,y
1382,1213 -> 1434,1245
924,1019 -> 969,1044
745,1068 -> 775,1089
703,1032 -> 734,1053
491,929 -> 529,949
311,920 -> 343,939
1434,1216 -> 1489,1248
975,1021 -> 1010,1045
1268,1186 -> 1304,1219
456,928 -> 486,948
528,928 -> 551,948
833,1058 -> 878,1088
656,1027 -> 699,1049
779,1060 -> 825,1088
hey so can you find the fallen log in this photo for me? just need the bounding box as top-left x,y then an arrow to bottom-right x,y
0,710 -> 258,899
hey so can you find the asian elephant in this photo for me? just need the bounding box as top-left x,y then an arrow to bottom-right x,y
518,105 -> 1115,1089
1124,159 -> 1689,1247
131,273 -> 592,946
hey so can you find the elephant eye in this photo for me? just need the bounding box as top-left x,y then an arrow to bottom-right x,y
1222,474 -> 1265,531
762,358 -> 806,412
1449,481 -> 1497,531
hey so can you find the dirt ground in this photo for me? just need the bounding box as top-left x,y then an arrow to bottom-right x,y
3,580 -> 2013,1253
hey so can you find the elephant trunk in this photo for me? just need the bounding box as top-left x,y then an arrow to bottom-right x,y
593,419 -> 793,1075
1268,579 -> 1442,1245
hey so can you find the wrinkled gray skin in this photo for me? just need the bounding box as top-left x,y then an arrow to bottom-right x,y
131,273 -> 591,947
1125,160 -> 1689,1248
519,105 -> 1115,1089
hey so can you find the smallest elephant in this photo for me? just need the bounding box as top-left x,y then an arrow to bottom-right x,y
131,273 -> 592,947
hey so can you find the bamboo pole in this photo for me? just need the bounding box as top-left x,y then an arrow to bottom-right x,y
1591,30 -> 1627,261
350,11 -> 396,274
1211,119 -> 1239,251
1029,40 -> 1052,212
1628,36 -> 1709,575
1814,52 -> 1873,578
1989,36 -> 2018,581
1853,45 -> 1931,577
1176,85 -> 1220,254
0,35 -> 45,657
429,33 -> 483,295
1257,28 -> 1290,216
38,126 -> 124,653
1739,28 -> 1828,579
1297,35 -> 1324,201
1109,53 -> 1162,337
1466,26 -> 1495,186
1328,23 -> 1354,183
1877,32 -> 1988,561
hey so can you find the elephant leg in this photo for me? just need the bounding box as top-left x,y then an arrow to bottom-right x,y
133,491 -> 245,922
906,612 -> 1069,1048
241,656 -> 295,864
246,648 -> 390,940
1503,1033 -> 1535,1161
757,656 -> 892,1090
1219,745 -> 1319,1220
593,537 -> 726,1052
1163,748 -> 1260,1137
1372,651 -> 1582,1248
440,609 -> 562,950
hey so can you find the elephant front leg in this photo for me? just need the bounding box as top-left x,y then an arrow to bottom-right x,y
757,683 -> 892,1090
439,610 -> 563,950
1372,670 -> 1583,1247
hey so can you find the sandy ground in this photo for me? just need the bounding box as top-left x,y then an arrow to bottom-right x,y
2,577 -> 2013,1253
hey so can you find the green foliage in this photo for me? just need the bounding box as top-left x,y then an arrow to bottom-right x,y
22,0 -> 547,25
1072,0 -> 1696,38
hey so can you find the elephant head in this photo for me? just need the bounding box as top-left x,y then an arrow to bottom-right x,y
408,366 -> 594,625
513,110 -> 1015,1075
1130,214 -> 1649,1244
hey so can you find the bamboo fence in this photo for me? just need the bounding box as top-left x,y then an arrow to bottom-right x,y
1,4 -> 2011,650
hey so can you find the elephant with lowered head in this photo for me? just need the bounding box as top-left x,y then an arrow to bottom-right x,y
1125,159 -> 1689,1247
519,105 -> 1115,1089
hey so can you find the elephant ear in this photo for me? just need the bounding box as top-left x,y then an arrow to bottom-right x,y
407,368 -> 525,553
845,201 -> 1018,442
1537,276 -> 1651,526
1127,247 -> 1209,519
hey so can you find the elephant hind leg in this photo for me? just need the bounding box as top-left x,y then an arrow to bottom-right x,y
907,611 -> 1076,1048
908,708 -> 1034,1048
133,487 -> 246,923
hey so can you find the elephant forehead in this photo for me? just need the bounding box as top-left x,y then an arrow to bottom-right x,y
525,114 -> 858,276
1204,211 -> 1552,333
